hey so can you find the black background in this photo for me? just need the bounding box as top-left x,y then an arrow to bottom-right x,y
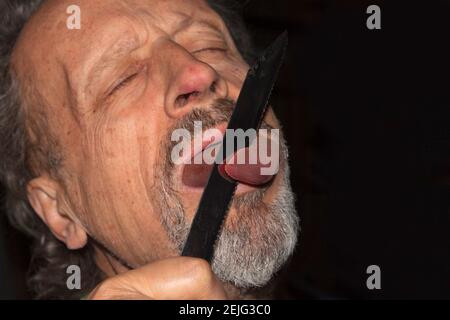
1,0 -> 449,299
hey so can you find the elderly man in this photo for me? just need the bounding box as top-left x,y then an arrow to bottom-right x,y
0,0 -> 298,299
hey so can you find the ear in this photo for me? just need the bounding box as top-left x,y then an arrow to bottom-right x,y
27,175 -> 87,250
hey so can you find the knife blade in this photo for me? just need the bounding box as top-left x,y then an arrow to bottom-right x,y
181,31 -> 288,262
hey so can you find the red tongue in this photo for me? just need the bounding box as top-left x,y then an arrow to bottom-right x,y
219,147 -> 274,186
182,147 -> 275,188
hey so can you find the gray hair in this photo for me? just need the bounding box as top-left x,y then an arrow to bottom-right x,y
0,0 -> 255,299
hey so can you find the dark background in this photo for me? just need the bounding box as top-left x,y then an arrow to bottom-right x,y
1,0 -> 449,299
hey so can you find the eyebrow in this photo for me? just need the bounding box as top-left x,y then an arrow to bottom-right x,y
175,16 -> 223,36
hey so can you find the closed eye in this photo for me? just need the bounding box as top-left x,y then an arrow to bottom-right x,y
108,72 -> 139,96
192,47 -> 227,54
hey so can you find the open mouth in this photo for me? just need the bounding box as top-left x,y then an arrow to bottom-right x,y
180,124 -> 278,190
181,140 -> 222,188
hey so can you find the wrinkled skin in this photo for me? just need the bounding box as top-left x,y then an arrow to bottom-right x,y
12,0 -> 294,299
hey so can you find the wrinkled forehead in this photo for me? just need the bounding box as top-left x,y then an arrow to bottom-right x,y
11,0 -> 217,84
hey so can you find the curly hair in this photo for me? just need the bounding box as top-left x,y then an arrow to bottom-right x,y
0,0 -> 255,299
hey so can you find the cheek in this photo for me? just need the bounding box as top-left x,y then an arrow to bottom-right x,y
74,103 -> 178,263
265,108 -> 281,127
85,99 -> 165,184
80,104 -> 166,224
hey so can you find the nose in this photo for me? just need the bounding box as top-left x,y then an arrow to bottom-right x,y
165,46 -> 228,118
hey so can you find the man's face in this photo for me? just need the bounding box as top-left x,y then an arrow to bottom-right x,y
13,0 -> 298,288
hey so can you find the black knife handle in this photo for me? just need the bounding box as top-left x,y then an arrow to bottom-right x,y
181,166 -> 237,262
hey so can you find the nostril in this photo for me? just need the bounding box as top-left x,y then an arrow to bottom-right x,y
175,91 -> 200,108
210,81 -> 217,93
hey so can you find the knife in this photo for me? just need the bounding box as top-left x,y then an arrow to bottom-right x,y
181,31 -> 288,262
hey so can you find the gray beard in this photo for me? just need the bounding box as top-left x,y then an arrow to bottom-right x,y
156,141 -> 299,290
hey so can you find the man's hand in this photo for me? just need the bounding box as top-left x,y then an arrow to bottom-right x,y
87,257 -> 227,300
